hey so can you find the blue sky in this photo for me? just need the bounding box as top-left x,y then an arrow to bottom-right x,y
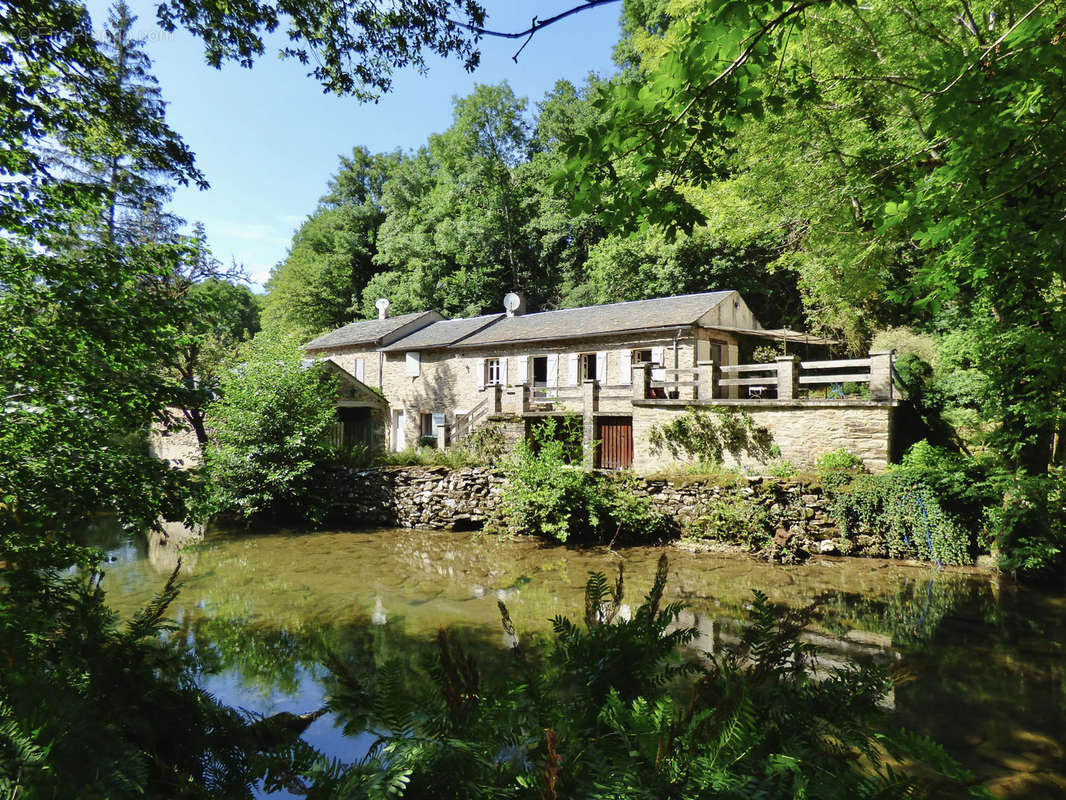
83,1 -> 623,290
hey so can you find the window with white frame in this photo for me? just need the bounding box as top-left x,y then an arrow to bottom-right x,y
633,349 -> 654,364
485,358 -> 502,385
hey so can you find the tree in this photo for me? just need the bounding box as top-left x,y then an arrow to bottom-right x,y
374,82 -> 537,317
0,0 -> 309,792
169,276 -> 261,448
202,331 -> 338,524
262,148 -> 401,337
559,0 -> 1066,566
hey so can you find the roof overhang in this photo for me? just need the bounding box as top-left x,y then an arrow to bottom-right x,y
708,325 -> 840,346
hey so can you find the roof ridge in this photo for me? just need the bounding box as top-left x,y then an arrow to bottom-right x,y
507,290 -> 733,319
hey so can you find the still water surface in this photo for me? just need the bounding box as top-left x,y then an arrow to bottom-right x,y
92,524 -> 1066,799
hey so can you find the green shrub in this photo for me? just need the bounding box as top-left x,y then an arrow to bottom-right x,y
497,417 -> 661,543
686,494 -> 772,551
648,406 -> 774,466
765,458 -> 798,478
202,332 -> 337,524
814,448 -> 867,489
829,472 -> 973,565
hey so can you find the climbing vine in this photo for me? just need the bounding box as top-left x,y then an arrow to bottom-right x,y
829,473 -> 972,565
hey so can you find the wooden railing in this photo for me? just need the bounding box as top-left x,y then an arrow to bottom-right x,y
719,363 -> 779,398
453,396 -> 487,442
649,367 -> 700,398
799,358 -> 874,388
635,351 -> 894,402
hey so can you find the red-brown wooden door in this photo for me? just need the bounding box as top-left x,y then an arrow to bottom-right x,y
596,416 -> 633,470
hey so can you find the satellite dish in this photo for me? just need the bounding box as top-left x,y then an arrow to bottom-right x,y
374,297 -> 390,319
503,292 -> 522,316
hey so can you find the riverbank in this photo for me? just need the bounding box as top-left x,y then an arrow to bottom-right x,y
329,464 -> 978,565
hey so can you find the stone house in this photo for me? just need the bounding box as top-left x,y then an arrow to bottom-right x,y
305,291 -> 899,472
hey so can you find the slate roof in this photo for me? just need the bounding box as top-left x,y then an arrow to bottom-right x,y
380,314 -> 505,352
453,291 -> 735,347
304,311 -> 440,351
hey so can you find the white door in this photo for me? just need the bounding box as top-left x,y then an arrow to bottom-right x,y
393,410 -> 405,451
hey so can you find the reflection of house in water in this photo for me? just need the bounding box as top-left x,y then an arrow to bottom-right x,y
147,519 -> 204,575
675,610 -> 899,708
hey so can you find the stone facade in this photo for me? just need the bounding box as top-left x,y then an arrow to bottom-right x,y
631,401 -> 897,473
329,466 -> 915,561
148,415 -> 203,469
303,292 -> 895,473
317,329 -> 742,452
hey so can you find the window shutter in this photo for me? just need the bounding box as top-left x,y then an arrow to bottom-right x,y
516,355 -> 528,384
500,356 -> 509,385
651,346 -> 665,365
432,412 -> 445,435
596,351 -> 608,383
476,358 -> 485,390
406,352 -> 420,377
567,353 -> 579,386
354,358 -> 365,383
546,354 -> 559,387
618,350 -> 632,385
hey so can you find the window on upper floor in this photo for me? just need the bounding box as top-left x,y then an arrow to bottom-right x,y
633,349 -> 654,364
582,353 -> 597,381
485,358 -> 502,386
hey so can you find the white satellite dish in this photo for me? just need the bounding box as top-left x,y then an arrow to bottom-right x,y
503,292 -> 522,316
374,297 -> 390,319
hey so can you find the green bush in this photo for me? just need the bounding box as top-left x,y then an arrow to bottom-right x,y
765,458 -> 799,478
202,332 -> 338,524
686,494 -> 772,551
814,448 -> 867,489
829,472 -> 973,565
497,417 -> 661,543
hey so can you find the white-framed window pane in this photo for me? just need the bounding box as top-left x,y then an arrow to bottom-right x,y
486,358 -> 501,385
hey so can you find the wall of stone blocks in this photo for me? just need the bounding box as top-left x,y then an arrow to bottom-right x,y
148,417 -> 203,469
631,402 -> 896,473
328,466 -> 938,563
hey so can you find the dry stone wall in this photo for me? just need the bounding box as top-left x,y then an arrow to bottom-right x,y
331,466 -> 894,559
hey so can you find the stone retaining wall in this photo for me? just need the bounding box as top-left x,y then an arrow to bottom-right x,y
332,466 -> 891,559
631,401 -> 897,473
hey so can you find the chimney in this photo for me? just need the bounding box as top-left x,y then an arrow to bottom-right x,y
503,291 -> 525,317
374,297 -> 390,320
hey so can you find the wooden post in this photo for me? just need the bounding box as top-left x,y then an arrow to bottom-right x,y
775,355 -> 800,400
869,351 -> 894,400
632,362 -> 651,401
436,422 -> 450,450
697,360 -> 718,401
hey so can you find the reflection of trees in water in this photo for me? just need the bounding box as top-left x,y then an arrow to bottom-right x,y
814,571 -> 980,647
179,610 -> 515,733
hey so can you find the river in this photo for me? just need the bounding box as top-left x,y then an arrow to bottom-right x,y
88,522 -> 1066,799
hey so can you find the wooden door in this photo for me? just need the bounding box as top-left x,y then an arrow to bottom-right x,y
596,416 -> 633,470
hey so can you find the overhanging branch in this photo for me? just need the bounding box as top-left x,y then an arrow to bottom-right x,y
443,0 -> 623,61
